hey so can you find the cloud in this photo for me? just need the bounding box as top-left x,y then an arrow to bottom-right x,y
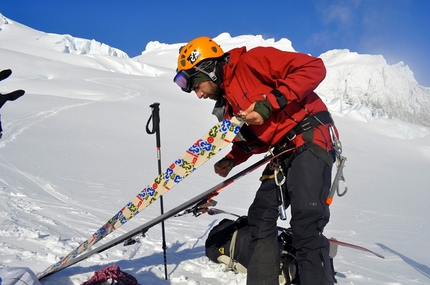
322,4 -> 354,26
308,0 -> 363,50
315,0 -> 362,27
307,31 -> 338,50
310,0 -> 430,86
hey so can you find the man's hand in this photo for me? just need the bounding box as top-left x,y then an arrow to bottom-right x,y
214,158 -> 234,177
238,102 -> 264,125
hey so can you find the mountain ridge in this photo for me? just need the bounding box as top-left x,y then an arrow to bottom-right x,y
1,13 -> 429,126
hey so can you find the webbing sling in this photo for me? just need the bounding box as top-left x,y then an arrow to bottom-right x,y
283,111 -> 335,167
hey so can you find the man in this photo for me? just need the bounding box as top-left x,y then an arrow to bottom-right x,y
174,36 -> 338,285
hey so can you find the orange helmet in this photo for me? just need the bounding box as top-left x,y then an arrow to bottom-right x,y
177,36 -> 224,71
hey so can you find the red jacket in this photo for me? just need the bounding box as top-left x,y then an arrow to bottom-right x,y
220,46 -> 337,166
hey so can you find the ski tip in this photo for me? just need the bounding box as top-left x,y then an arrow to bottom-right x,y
326,197 -> 333,205
370,249 -> 385,259
329,238 -> 385,259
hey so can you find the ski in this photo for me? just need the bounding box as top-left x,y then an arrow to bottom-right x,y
279,229 -> 385,259
280,229 -> 384,259
327,238 -> 385,259
38,146 -> 294,280
37,117 -> 243,280
0,69 -> 12,82
208,208 -> 385,259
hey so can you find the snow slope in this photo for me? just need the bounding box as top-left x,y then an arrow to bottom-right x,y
1,14 -> 429,284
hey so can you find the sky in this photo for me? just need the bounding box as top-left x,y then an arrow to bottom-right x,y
1,19 -> 430,284
0,0 -> 429,87
1,8 -> 430,284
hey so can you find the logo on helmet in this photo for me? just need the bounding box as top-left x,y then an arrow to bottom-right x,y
188,50 -> 201,65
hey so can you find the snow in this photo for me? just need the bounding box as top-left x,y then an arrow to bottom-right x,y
1,13 -> 430,285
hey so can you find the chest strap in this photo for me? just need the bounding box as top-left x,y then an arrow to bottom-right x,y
285,111 -> 334,141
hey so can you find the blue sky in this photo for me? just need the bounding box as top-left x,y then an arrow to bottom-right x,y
1,0 -> 429,86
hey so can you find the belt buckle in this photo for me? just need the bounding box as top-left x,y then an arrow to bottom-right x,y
286,133 -> 296,141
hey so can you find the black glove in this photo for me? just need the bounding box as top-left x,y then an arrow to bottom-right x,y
0,69 -> 12,82
0,69 -> 25,109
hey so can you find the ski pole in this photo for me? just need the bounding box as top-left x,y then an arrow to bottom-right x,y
146,102 -> 168,280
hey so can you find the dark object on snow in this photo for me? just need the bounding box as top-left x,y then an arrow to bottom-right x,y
205,216 -> 338,284
81,264 -> 140,285
0,68 -> 25,138
205,216 -> 251,273
0,69 -> 12,82
0,89 -> 25,109
0,68 -> 25,109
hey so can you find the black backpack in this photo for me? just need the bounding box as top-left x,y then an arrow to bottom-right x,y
205,216 -> 301,284
205,216 -> 251,273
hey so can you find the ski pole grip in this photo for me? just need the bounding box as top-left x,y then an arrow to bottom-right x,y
146,102 -> 160,135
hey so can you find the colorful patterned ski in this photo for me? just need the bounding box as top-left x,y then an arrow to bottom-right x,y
37,117 -> 243,279
37,147 -> 295,280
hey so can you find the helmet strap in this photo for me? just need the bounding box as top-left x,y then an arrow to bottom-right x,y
195,63 -> 217,82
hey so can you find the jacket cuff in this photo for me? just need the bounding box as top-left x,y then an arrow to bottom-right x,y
253,99 -> 272,121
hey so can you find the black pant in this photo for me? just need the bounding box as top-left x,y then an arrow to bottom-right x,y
246,150 -> 334,285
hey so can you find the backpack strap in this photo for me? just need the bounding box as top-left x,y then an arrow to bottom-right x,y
217,229 -> 247,274
224,229 -> 239,272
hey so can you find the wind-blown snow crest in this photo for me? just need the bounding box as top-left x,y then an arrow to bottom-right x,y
0,13 -> 128,58
142,33 -> 295,55
41,34 -> 129,58
0,13 -> 159,76
212,33 -> 295,52
0,13 -> 9,26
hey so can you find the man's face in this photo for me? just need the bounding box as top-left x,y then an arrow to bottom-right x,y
192,80 -> 222,101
